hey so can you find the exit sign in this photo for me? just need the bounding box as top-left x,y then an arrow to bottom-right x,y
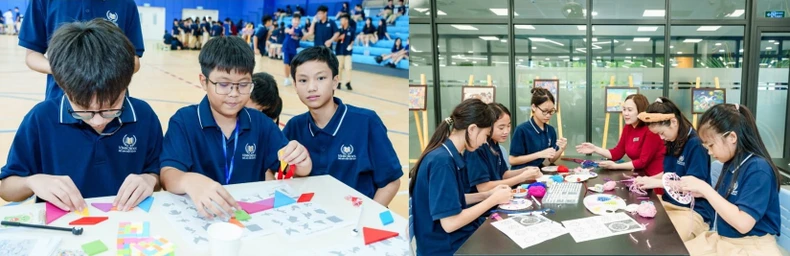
766,11 -> 785,18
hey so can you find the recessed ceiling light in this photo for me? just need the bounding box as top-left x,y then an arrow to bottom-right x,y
775,42 -> 780,45
414,8 -> 429,13
683,39 -> 703,43
715,43 -> 722,46
719,49 -> 725,52
489,8 -> 517,16
532,47 -> 537,50
468,50 -> 473,53
740,49 -> 744,52
545,58 -> 550,60
670,45 -> 674,48
500,39 -> 507,43
577,25 -> 586,31
677,52 -> 683,54
451,25 -> 478,30
726,9 -> 745,17
633,37 -> 651,42
626,48 -> 632,51
637,26 -> 659,32
766,47 -> 773,50
437,10 -> 447,15
769,40 -> 775,42
642,9 -> 665,17
697,26 -> 721,31
515,25 -> 535,30
479,36 -> 499,41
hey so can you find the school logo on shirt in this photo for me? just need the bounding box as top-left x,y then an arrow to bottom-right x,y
677,156 -> 685,166
731,182 -> 739,196
105,10 -> 118,25
338,144 -> 356,161
118,134 -> 137,153
633,137 -> 640,142
242,143 -> 257,160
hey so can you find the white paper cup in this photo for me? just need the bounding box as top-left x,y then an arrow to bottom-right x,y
208,222 -> 243,256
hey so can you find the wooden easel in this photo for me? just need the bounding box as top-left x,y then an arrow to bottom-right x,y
602,75 -> 634,148
692,77 -> 720,129
412,74 -> 429,151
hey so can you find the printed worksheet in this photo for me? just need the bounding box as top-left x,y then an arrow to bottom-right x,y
491,215 -> 568,249
561,212 -> 645,243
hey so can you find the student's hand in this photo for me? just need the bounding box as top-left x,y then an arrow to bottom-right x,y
519,167 -> 542,182
114,173 -> 156,211
183,174 -> 239,219
556,137 -> 568,149
254,49 -> 260,55
597,160 -> 616,169
634,176 -> 658,190
488,185 -> 513,205
540,148 -> 557,159
324,40 -> 333,47
280,141 -> 311,169
576,142 -> 597,154
680,176 -> 712,198
26,174 -> 86,212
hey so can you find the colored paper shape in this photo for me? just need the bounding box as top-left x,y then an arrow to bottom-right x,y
229,217 -> 244,228
362,227 -> 399,245
91,203 -> 114,213
379,211 -> 394,226
238,201 -> 268,214
45,202 -> 69,224
273,190 -> 296,208
253,197 -> 275,211
234,210 -> 251,221
76,207 -> 90,217
69,216 -> 109,225
137,196 -> 154,213
297,192 -> 314,203
131,236 -> 175,256
81,240 -> 108,256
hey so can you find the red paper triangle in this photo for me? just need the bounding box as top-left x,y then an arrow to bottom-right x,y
45,202 -> 69,224
297,193 -> 314,203
363,227 -> 399,245
69,216 -> 109,225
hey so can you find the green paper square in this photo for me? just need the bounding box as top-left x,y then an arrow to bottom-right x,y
81,240 -> 108,256
235,210 -> 251,221
117,248 -> 131,256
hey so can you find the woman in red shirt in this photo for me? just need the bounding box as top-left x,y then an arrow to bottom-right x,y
575,94 -> 665,177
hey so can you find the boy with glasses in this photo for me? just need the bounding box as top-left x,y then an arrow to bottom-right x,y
0,19 -> 163,213
159,36 -> 312,219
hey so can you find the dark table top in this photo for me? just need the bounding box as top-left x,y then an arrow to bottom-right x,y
455,160 -> 690,256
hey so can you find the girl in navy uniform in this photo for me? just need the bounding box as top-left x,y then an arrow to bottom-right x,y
410,99 -> 513,256
509,87 -> 568,169
633,97 -> 712,242
681,104 -> 781,255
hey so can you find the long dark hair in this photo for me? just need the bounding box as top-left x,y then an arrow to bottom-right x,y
645,97 -> 692,157
698,104 -> 780,191
408,99 -> 497,193
487,103 -> 511,154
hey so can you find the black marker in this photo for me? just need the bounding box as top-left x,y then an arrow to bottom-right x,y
1,221 -> 83,235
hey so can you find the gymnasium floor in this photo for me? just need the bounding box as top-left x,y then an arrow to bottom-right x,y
0,35 -> 409,218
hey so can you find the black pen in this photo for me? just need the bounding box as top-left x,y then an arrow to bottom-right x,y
1,221 -> 83,235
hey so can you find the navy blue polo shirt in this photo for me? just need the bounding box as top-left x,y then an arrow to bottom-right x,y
160,96 -> 288,184
282,25 -> 302,54
19,0 -> 144,102
211,24 -> 222,36
254,26 -> 269,52
510,117 -> 557,169
0,96 -> 162,199
181,24 -> 192,34
313,18 -> 338,45
190,23 -> 200,36
335,26 -> 355,56
224,23 -> 231,35
661,130 -> 712,222
276,28 -> 286,44
200,23 -> 209,34
283,97 -> 402,200
465,141 -> 508,194
713,155 -> 780,238
172,23 -> 180,35
377,24 -> 387,39
411,139 -> 477,256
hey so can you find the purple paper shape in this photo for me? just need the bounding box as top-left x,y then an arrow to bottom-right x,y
253,198 -> 275,211
91,202 -> 114,213
238,201 -> 268,214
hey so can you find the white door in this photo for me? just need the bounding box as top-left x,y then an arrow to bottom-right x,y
137,6 -> 165,40
181,9 -> 219,23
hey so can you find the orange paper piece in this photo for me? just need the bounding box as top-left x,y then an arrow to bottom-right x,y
229,217 -> 244,228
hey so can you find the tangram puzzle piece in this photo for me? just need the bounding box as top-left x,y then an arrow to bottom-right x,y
229,217 -> 245,228
379,211 -> 394,226
131,236 -> 175,256
81,240 -> 108,256
297,192 -> 314,203
69,216 -> 109,226
238,201 -> 269,214
117,221 -> 151,256
137,196 -> 154,213
45,202 -> 69,224
90,203 -> 114,213
345,195 -> 362,207
75,207 -> 89,217
253,197 -> 275,211
362,227 -> 399,245
273,190 -> 296,208
234,210 -> 251,221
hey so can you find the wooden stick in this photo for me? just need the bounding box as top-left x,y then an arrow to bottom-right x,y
692,76 -> 701,129
487,75 -> 492,86
602,76 -> 615,148
468,75 -> 474,86
421,74 -> 429,149
414,111 -> 424,150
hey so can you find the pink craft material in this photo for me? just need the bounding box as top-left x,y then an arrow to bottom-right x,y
603,181 -> 616,191
528,186 -> 546,198
637,202 -> 657,218
491,213 -> 503,221
637,197 -> 650,200
647,239 -> 652,249
662,172 -> 695,238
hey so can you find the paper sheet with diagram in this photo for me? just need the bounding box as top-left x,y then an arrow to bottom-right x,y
491,215 -> 568,249
561,212 -> 645,243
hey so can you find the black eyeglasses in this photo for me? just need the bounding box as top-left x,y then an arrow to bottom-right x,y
207,78 -> 254,95
536,106 -> 557,115
68,107 -> 124,120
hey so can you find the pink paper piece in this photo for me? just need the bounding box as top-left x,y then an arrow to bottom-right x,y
91,203 -> 114,213
238,201 -> 268,214
45,202 -> 69,224
253,198 -> 275,211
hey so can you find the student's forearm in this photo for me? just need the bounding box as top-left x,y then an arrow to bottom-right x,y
25,50 -> 51,74
372,179 -> 400,206
294,164 -> 311,177
253,37 -> 259,51
159,167 -> 192,194
134,56 -> 140,73
509,153 -> 542,166
464,191 -> 489,205
550,148 -> 565,163
264,171 -> 274,181
595,147 -> 613,159
501,169 -> 526,179
476,177 -> 523,192
612,162 -> 635,170
141,173 -> 161,191
702,188 -> 757,234
0,176 -> 34,202
439,198 -> 497,233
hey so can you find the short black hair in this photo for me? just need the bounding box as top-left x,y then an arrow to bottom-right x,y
199,36 -> 255,79
292,13 -> 302,19
48,18 -> 134,108
339,14 -> 350,20
289,46 -> 339,79
262,15 -> 272,24
250,72 -> 282,123
317,5 -> 329,13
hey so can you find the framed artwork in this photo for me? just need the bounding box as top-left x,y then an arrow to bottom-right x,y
605,87 -> 640,113
692,88 -> 726,114
408,84 -> 428,110
461,86 -> 496,104
533,79 -> 560,103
